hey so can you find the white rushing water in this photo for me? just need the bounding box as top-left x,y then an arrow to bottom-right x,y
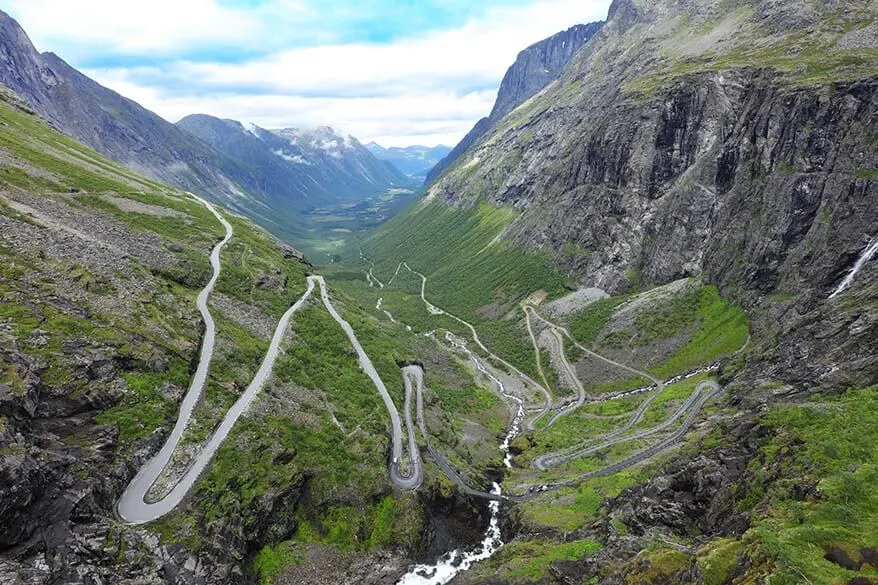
396,483 -> 504,585
394,333 -> 525,585
444,332 -> 524,468
829,237 -> 878,298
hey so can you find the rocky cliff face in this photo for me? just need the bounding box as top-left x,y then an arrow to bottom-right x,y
428,0 -> 878,387
425,22 -> 604,185
489,22 -> 606,122
383,3 -> 878,578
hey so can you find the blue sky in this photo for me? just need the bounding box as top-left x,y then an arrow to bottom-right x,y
0,0 -> 611,146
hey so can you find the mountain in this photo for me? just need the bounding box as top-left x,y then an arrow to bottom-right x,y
0,84 -> 490,584
270,126 -> 411,194
366,143 -> 452,178
425,21 -> 604,185
0,11 -> 257,205
358,0 -> 878,581
0,9 -> 412,250
2,0 -> 878,583
177,115 -> 410,214
174,115 -> 323,212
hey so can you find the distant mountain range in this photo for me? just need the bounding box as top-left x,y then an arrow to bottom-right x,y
366,143 -> 452,179
176,115 -> 410,210
0,9 -> 412,245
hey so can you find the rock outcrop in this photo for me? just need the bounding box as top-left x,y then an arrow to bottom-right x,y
426,0 -> 878,387
425,22 -> 604,185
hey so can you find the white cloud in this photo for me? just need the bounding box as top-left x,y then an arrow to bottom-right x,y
10,0 -> 612,146
272,150 -> 311,165
2,0 -> 312,56
84,79 -> 499,146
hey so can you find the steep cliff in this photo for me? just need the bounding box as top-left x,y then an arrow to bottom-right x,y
421,0 -> 878,385
425,22 -> 604,185
359,1 -> 878,581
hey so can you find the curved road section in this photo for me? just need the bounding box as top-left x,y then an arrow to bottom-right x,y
120,262 -> 425,525
400,263 -> 553,430
315,276 -> 422,490
119,195 -> 318,524
117,194 -> 233,523
534,380 -> 715,470
527,308 -> 666,436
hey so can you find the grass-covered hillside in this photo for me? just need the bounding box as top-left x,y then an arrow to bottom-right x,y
0,85 -> 510,584
327,0 -> 878,578
347,197 -> 571,383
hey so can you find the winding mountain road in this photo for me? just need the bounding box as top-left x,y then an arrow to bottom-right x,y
118,195 -> 316,524
315,276 -> 422,490
534,380 -> 717,470
398,357 -> 723,503
523,307 -> 554,398
121,230 -> 726,524
368,259 -> 724,502
403,364 -> 510,502
524,306 -> 587,429
120,208 -> 430,524
556,380 -> 724,489
399,263 -> 553,430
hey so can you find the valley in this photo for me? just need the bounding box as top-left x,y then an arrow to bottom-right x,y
299,187 -> 420,260
1,1 -> 877,585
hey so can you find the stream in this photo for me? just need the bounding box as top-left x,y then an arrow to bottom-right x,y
397,484 -> 503,585
395,333 -> 524,584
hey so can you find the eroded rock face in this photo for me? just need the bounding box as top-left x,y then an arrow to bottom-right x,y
426,22 -> 604,184
428,0 -> 878,391
435,71 -> 877,301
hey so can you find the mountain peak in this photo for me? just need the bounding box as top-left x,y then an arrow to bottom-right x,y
425,19 -> 603,185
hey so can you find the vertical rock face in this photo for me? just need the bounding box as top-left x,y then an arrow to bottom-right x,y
489,22 -> 606,122
425,22 -> 604,185
0,11 -> 60,126
419,0 -> 878,386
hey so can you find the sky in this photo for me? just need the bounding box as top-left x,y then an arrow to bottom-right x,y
0,0 -> 612,147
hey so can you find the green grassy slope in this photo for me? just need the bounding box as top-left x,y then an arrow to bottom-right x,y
340,198 -> 570,383
0,87 -> 508,580
362,198 -> 568,316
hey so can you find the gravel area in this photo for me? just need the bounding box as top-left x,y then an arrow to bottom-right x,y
837,20 -> 878,49
543,286 -> 608,319
102,194 -> 185,218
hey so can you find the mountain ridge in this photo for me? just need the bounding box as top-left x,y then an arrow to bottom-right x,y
425,21 -> 604,185
0,9 -> 412,251
366,143 -> 452,178
359,1 -> 878,581
1,1 -> 877,584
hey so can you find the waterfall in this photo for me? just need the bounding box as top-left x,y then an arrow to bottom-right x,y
829,238 -> 878,299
